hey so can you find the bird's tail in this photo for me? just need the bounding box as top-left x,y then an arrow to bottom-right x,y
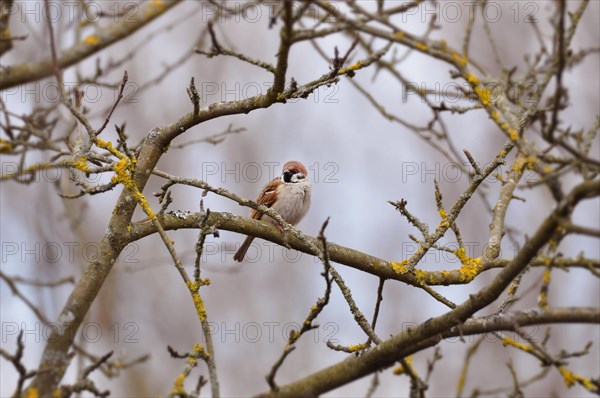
233,236 -> 255,262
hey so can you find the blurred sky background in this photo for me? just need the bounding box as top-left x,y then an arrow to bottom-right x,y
1,1 -> 599,396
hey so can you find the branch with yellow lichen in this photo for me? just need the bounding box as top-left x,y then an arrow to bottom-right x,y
96,137 -> 220,396
252,178 -> 600,397
0,0 -> 182,89
128,210 -> 600,285
166,344 -> 210,398
557,366 -> 599,393
26,28 -> 385,393
12,2 -> 597,396
255,307 -> 599,397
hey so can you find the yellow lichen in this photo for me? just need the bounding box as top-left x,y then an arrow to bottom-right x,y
558,366 -> 597,392
347,343 -> 367,353
393,355 -> 414,375
0,138 -> 13,153
25,163 -> 53,173
457,263 -> 480,282
83,35 -> 100,45
186,343 -> 207,365
414,42 -> 428,51
96,138 -> 124,158
490,111 -> 501,124
193,343 -> 205,354
542,269 -> 552,284
465,72 -> 479,86
170,373 -> 186,396
543,257 -> 552,266
26,388 -> 39,398
501,337 -> 531,352
508,128 -> 519,141
413,269 -> 427,285
538,291 -> 548,308
460,54 -> 468,67
454,247 -> 481,283
475,87 -> 491,106
147,0 -> 165,14
391,260 -> 409,275
450,51 -> 468,67
511,162 -> 523,174
425,272 -> 444,285
511,156 -> 529,174
98,139 -> 157,221
187,281 -> 207,321
192,293 -> 206,321
52,388 -> 62,398
393,31 -> 405,40
339,61 -> 364,75
511,156 -> 536,175
559,366 -> 577,387
438,209 -> 449,228
71,157 -> 90,173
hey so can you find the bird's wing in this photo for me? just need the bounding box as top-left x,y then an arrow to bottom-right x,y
250,178 -> 281,219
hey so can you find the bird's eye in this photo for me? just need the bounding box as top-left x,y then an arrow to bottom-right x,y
295,172 -> 305,180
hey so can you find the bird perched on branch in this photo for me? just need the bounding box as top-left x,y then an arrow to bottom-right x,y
233,161 -> 312,262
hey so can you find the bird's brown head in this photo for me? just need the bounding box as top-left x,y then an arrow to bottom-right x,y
282,161 -> 308,183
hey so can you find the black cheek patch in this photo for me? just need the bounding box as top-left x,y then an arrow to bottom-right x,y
283,170 -> 293,183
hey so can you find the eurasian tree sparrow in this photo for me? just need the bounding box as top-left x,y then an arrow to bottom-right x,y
233,161 -> 312,262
